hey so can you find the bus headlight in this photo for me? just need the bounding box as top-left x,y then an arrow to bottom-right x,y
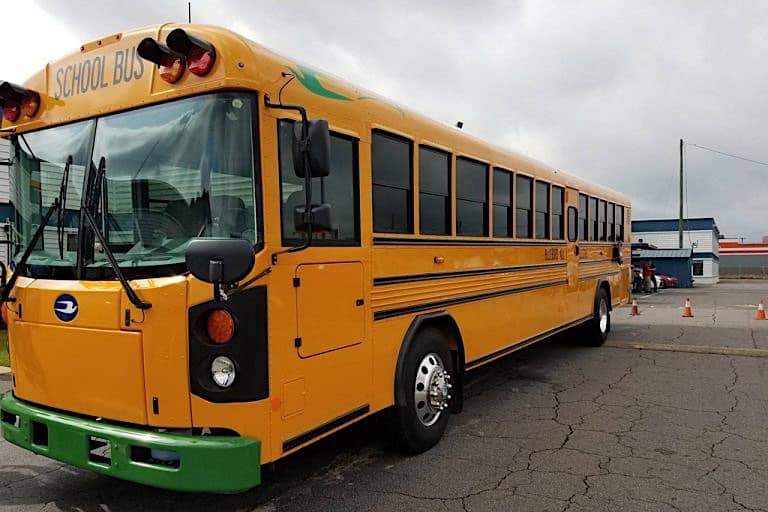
211,356 -> 236,388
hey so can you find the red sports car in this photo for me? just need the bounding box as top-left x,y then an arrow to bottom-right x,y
655,274 -> 678,288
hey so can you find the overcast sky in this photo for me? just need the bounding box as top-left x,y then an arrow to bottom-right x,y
4,1 -> 768,240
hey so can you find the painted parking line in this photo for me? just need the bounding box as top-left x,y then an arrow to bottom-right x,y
605,341 -> 768,358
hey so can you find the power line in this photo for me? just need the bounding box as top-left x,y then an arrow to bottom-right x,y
686,143 -> 768,167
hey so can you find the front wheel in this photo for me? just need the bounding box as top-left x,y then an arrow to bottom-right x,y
582,287 -> 610,346
393,327 -> 454,453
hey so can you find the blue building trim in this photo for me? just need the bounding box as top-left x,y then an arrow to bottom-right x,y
632,218 -> 720,236
692,252 -> 719,262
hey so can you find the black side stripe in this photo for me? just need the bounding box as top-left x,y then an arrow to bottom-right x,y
373,279 -> 568,321
466,315 -> 592,370
374,262 -> 567,286
374,237 -> 568,247
283,404 -> 370,453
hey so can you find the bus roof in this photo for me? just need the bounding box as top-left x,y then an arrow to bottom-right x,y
6,23 -> 629,206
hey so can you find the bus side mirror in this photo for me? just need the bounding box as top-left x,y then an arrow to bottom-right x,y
292,119 -> 331,178
186,239 -> 255,301
294,203 -> 332,233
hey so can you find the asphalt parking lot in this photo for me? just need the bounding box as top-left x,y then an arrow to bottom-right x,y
2,280 -> 767,511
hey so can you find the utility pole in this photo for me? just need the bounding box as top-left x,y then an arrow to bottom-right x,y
188,2 -> 192,23
679,138 -> 684,249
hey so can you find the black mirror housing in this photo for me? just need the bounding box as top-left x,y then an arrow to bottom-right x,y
294,204 -> 332,233
186,238 -> 255,285
292,119 -> 331,178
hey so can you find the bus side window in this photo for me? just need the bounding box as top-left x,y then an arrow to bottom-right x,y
578,193 -> 588,241
278,120 -> 360,245
535,180 -> 550,240
588,196 -> 597,241
371,130 -> 413,234
515,175 -> 533,238
552,186 -> 564,240
456,157 -> 488,237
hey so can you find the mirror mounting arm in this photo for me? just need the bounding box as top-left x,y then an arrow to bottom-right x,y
264,94 -> 314,265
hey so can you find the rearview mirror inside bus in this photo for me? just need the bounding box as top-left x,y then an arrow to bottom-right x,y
294,203 -> 332,233
292,119 -> 331,178
186,238 -> 255,287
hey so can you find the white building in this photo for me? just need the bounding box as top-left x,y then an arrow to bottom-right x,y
632,218 -> 720,284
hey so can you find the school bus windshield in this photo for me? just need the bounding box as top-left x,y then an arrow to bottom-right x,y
9,91 -> 259,276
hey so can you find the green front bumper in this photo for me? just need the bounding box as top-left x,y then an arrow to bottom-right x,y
0,392 -> 261,493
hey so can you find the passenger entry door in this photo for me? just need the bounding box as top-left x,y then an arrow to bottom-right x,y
275,119 -> 369,453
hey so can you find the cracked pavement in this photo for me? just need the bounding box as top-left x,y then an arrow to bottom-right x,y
1,280 -> 768,511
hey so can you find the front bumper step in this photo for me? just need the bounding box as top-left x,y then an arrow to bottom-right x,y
0,392 -> 261,493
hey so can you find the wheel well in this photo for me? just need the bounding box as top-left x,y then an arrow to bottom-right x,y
394,312 -> 465,410
599,280 -> 612,310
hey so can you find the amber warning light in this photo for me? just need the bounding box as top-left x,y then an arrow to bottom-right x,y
0,82 -> 41,122
137,29 -> 216,84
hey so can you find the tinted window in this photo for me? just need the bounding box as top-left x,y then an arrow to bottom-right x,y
419,146 -> 450,235
578,193 -> 588,241
552,186 -> 564,240
598,199 -> 607,241
493,168 -> 513,237
568,207 -> 578,242
372,131 -> 412,233
456,158 -> 488,236
607,202 -> 615,241
588,197 -> 597,241
616,205 -> 625,241
279,120 -> 359,244
516,175 -> 533,238
535,181 -> 550,240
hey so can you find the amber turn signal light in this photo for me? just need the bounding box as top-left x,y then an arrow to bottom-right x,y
207,309 -> 235,345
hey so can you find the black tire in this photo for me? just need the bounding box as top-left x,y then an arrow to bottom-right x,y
659,280 -> 666,289
393,327 -> 454,453
582,287 -> 610,346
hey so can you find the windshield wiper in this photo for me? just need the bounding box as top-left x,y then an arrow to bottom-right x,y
0,197 -> 60,304
57,155 -> 72,259
80,157 -> 151,310
1,154 -> 75,304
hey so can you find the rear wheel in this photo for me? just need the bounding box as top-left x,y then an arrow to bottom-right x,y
393,327 -> 454,453
583,287 -> 610,346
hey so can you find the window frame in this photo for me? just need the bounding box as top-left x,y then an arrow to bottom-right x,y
588,196 -> 598,241
278,118 -> 361,247
455,156 -> 489,237
567,206 -> 578,242
578,193 -> 588,241
552,185 -> 564,240
535,180 -> 551,240
492,167 -> 514,238
371,129 -> 414,234
607,201 -> 615,241
616,204 -> 625,242
418,144 -> 452,236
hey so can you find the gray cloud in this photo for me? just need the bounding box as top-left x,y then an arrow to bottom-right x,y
31,0 -> 768,239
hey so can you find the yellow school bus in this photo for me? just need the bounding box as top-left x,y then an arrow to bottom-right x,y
0,23 -> 631,492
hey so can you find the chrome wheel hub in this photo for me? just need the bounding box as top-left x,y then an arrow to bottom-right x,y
414,352 -> 452,426
599,299 -> 609,333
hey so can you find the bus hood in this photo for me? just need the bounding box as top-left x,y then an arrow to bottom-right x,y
7,276 -> 192,427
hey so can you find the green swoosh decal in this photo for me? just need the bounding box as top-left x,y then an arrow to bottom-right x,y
287,65 -> 405,117
288,65 -> 353,101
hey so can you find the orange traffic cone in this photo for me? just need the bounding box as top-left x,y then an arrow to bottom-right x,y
756,300 -> 767,320
682,298 -> 694,318
629,298 -> 640,316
